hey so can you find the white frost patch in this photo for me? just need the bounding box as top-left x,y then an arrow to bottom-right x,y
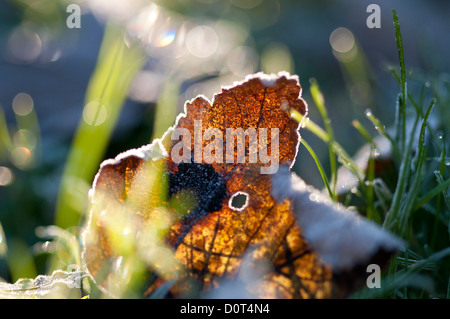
221,71 -> 300,91
0,269 -> 87,299
271,166 -> 403,271
115,138 -> 168,162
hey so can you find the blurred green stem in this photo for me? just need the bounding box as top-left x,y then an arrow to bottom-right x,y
55,25 -> 145,228
151,78 -> 180,141
310,79 -> 337,195
290,109 -> 364,190
301,139 -> 335,200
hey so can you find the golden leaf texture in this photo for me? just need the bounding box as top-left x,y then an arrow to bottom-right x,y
82,72 -> 401,298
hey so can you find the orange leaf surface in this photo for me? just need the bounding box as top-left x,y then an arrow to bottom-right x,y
82,72 -> 401,298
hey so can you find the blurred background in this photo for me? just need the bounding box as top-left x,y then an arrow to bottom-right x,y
0,0 -> 449,284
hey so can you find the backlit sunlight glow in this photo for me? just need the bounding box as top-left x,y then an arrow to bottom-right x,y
0,0 -> 448,301
186,25 -> 219,58
155,29 -> 176,47
88,0 -> 146,22
122,3 -> 254,106
125,3 -> 190,67
227,46 -> 258,77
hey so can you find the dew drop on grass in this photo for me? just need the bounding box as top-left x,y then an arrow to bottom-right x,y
373,149 -> 380,157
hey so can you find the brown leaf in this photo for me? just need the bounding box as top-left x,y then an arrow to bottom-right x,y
82,72 -> 401,298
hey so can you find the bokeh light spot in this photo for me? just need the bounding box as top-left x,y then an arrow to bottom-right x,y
186,25 -> 218,58
13,129 -> 37,150
227,46 -> 258,77
0,166 -> 14,186
12,93 -> 34,116
261,42 -> 294,74
11,147 -> 32,169
330,27 -> 355,53
7,26 -> 42,64
83,101 -> 108,126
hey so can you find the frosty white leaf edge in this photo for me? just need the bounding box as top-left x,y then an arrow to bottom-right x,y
271,165 -> 403,272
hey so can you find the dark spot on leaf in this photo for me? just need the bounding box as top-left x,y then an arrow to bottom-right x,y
169,162 -> 227,216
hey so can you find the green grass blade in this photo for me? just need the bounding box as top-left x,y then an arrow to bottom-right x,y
0,223 -> 7,258
393,9 -> 407,152
414,176 -> 450,211
290,109 -> 328,141
383,114 -> 419,230
7,238 -> 37,282
396,99 -> 436,235
290,109 -> 365,193
0,107 -> 13,154
301,139 -> 335,200
352,120 -> 378,222
54,25 -> 145,228
393,10 -> 406,102
407,84 -> 426,116
355,247 -> 450,298
395,94 -> 406,153
310,79 -> 338,194
151,78 -> 180,141
352,120 -> 375,147
365,109 -> 399,156
434,171 -> 450,210
432,140 -> 447,249
389,67 -> 401,85
290,109 -> 364,180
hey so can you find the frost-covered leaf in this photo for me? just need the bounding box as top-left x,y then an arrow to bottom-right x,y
0,269 -> 87,299
272,165 -> 403,294
82,72 -> 402,298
